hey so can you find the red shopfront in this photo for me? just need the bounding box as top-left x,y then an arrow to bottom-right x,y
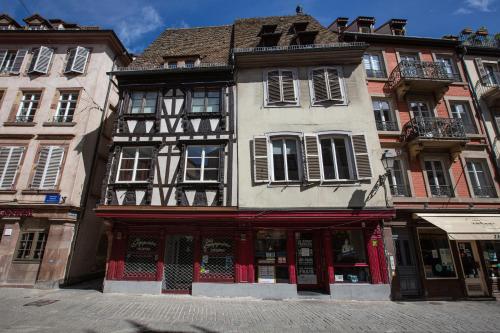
97,208 -> 394,298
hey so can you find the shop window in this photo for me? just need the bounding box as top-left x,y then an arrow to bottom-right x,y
418,230 -> 457,279
15,230 -> 47,261
123,235 -> 159,280
200,237 -> 234,281
481,241 -> 500,278
255,230 -> 289,283
332,230 -> 370,283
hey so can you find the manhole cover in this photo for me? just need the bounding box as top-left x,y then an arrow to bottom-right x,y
24,299 -> 59,307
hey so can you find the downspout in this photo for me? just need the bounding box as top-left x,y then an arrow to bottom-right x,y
64,53 -> 120,285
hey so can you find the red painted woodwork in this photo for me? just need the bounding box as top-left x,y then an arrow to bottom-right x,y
156,229 -> 165,281
247,231 -> 255,283
193,232 -> 201,283
365,225 -> 388,284
322,231 -> 334,284
287,230 -> 297,284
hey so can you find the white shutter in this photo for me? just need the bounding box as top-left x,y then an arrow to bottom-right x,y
253,136 -> 269,183
11,49 -> 28,73
0,50 -> 7,70
474,58 -> 487,83
281,70 -> 297,103
0,147 -> 24,189
352,135 -> 372,180
266,70 -> 281,104
64,48 -> 77,73
303,134 -> 321,181
31,146 -> 64,189
30,46 -> 53,74
71,46 -> 90,73
326,68 -> 344,102
311,68 -> 328,103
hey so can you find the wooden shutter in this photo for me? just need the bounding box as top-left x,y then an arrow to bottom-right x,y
253,136 -> 269,183
281,70 -> 296,103
267,70 -> 281,104
352,135 -> 372,179
28,48 -> 40,73
32,146 -> 64,189
11,49 -> 28,73
71,46 -> 90,73
327,68 -> 343,101
64,48 -> 77,73
34,46 -> 53,74
303,134 -> 321,181
311,69 -> 328,103
474,58 -> 488,83
0,147 -> 24,189
0,50 -> 6,69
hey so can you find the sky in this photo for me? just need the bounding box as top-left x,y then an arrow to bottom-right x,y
1,0 -> 499,54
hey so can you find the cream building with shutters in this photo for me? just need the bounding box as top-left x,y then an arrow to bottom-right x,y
0,14 -> 130,288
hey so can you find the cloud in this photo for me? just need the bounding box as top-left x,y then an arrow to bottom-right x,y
465,0 -> 495,12
453,7 -> 473,14
116,5 -> 164,46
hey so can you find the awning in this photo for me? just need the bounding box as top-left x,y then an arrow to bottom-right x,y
414,213 -> 500,240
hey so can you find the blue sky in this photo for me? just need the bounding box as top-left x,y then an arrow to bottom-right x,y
2,0 -> 499,54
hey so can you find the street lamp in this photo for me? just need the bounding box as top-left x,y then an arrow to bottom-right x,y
380,149 -> 396,183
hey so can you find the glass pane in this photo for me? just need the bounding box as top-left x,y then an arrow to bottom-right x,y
136,159 -> 151,170
121,148 -> 136,158
334,138 -> 350,179
191,105 -> 204,113
272,140 -> 285,181
135,170 -> 150,181
285,139 -> 299,181
193,90 -> 205,98
332,230 -> 366,264
205,158 -> 219,168
130,92 -> 143,114
118,170 -> 133,181
185,168 -> 201,181
187,146 -> 203,158
419,231 -> 456,278
203,169 -> 219,181
320,139 -> 336,180
204,146 -> 220,158
143,93 -> 156,113
334,267 -> 371,283
138,148 -> 153,158
186,157 -> 202,169
120,159 -> 135,169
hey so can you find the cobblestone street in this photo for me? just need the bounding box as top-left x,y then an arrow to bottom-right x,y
0,287 -> 499,333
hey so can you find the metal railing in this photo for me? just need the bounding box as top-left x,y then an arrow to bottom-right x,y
52,115 -> 74,123
15,115 -> 34,123
115,63 -> 230,72
472,186 -> 497,198
232,42 -> 367,54
401,117 -> 467,142
376,121 -> 398,132
366,69 -> 386,79
461,35 -> 500,49
386,60 -> 455,91
430,185 -> 453,197
390,184 -> 410,197
475,71 -> 500,98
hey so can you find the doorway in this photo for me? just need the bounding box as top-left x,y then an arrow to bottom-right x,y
393,228 -> 421,296
295,231 -> 326,293
162,235 -> 193,293
457,241 -> 487,296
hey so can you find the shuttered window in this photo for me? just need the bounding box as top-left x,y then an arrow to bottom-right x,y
64,46 -> 90,74
0,146 -> 24,189
271,137 -> 301,182
319,136 -> 354,180
310,67 -> 345,105
31,146 -> 65,190
0,49 -> 28,73
252,136 -> 269,183
28,46 -> 53,74
265,70 -> 298,106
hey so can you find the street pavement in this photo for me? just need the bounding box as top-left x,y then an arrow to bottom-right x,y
0,286 -> 499,333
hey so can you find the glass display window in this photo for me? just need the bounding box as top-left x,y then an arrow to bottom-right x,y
481,241 -> 500,278
200,237 -> 235,282
255,230 -> 289,283
418,229 -> 457,279
332,230 -> 370,283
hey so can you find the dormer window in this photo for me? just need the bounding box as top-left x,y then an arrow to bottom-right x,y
185,59 -> 195,68
167,61 -> 177,69
293,31 -> 317,45
291,22 -> 308,34
259,25 -> 281,47
392,28 -> 405,36
359,25 -> 372,33
260,24 -> 277,35
28,24 -> 48,30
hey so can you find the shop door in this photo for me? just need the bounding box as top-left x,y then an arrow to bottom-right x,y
163,235 -> 193,293
457,241 -> 487,297
393,228 -> 420,296
295,232 -> 325,292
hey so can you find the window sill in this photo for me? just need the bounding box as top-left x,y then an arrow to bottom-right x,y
186,112 -> 222,118
0,190 -> 17,194
3,122 -> 36,127
42,122 -> 76,127
465,133 -> 485,139
263,103 -> 301,108
122,113 -> 157,120
0,72 -> 20,77
267,181 -> 302,187
377,130 -> 400,136
366,77 -> 388,82
21,189 -> 60,195
11,260 -> 42,264
310,101 -> 348,107
319,181 -> 361,186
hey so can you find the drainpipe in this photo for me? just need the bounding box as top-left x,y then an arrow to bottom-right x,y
63,53 -> 121,285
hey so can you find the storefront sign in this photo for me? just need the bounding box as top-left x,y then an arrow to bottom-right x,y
3,228 -> 12,236
0,208 -> 33,218
44,194 -> 61,204
129,238 -> 158,252
203,239 -> 232,253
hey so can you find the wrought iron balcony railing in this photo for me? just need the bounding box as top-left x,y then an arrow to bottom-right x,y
376,120 -> 399,132
461,35 -> 500,49
475,71 -> 500,99
472,186 -> 497,198
386,60 -> 455,91
390,184 -> 410,197
365,69 -> 386,79
430,185 -> 453,197
15,115 -> 34,123
52,115 -> 74,123
401,117 -> 467,142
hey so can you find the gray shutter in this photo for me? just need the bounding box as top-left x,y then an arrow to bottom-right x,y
71,46 -> 90,73
311,69 -> 328,103
281,70 -> 296,103
28,48 -> 40,73
327,68 -> 343,101
11,49 -> 28,73
474,58 -> 487,83
0,50 -> 6,69
303,134 -> 321,181
64,48 -> 77,73
31,147 -> 50,188
352,135 -> 372,179
267,71 -> 281,104
33,46 -> 53,74
0,147 -> 24,189
253,136 -> 269,183
42,146 -> 64,189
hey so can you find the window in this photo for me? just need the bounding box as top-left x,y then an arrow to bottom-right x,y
483,63 -> 499,85
363,53 -> 385,78
0,146 -> 24,190
265,70 -> 298,106
64,46 -> 90,74
31,146 -> 65,190
436,55 -> 459,81
116,147 -> 153,183
359,25 -> 371,33
332,230 -> 370,283
418,229 -> 457,278
466,160 -> 496,198
123,235 -> 159,279
255,230 -> 289,283
372,99 -> 397,131
481,241 -> 500,278
388,159 -> 410,197
319,136 -> 354,181
184,59 -> 195,68
400,53 -> 419,62
16,92 -> 41,122
409,101 -> 433,119
15,230 -> 47,261
54,92 -> 78,122
200,237 -> 234,281
0,49 -> 27,74
424,160 -> 452,197
167,61 -> 177,69
184,146 -> 220,182
450,101 -> 476,134
271,137 -> 300,182
28,46 -> 54,74
191,88 -> 220,113
310,67 -> 345,105
128,91 -> 157,114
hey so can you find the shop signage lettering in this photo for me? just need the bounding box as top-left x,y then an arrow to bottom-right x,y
0,208 -> 33,217
130,238 -> 157,252
203,239 -> 231,253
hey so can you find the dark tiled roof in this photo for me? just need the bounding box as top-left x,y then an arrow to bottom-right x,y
131,25 -> 233,68
234,14 -> 338,49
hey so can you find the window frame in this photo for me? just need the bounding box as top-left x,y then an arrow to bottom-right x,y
189,88 -> 222,114
317,134 -> 355,182
465,158 -> 497,198
263,68 -> 300,107
0,50 -> 17,72
54,91 -> 79,123
363,52 -> 386,79
417,227 -> 458,280
126,91 -> 158,115
183,145 -> 221,183
372,98 -> 398,131
422,158 -> 454,198
30,145 -> 67,190
115,146 -> 154,184
14,229 -> 48,262
28,46 -> 54,74
408,99 -> 435,119
268,135 -> 302,183
16,91 -> 41,123
388,158 -> 411,197
447,99 -> 477,135
64,46 -> 91,74
434,53 -> 461,82
308,66 -> 347,106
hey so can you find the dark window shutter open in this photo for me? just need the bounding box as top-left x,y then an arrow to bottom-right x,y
0,147 -> 24,189
11,49 -> 28,73
267,71 -> 281,104
28,48 -> 40,73
72,46 -> 90,73
281,70 -> 296,103
65,48 -> 77,73
474,58 -> 487,83
327,68 -> 343,101
253,136 -> 269,182
311,69 -> 328,103
352,135 -> 372,180
303,134 -> 321,181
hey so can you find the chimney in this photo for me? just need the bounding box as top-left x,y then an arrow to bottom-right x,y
296,5 -> 304,15
328,17 -> 349,33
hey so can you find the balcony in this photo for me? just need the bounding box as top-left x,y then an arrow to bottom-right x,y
386,60 -> 455,99
429,185 -> 453,198
401,117 -> 468,160
472,186 -> 497,198
475,72 -> 500,107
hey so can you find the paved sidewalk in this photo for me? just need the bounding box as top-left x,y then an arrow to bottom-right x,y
0,287 -> 499,333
